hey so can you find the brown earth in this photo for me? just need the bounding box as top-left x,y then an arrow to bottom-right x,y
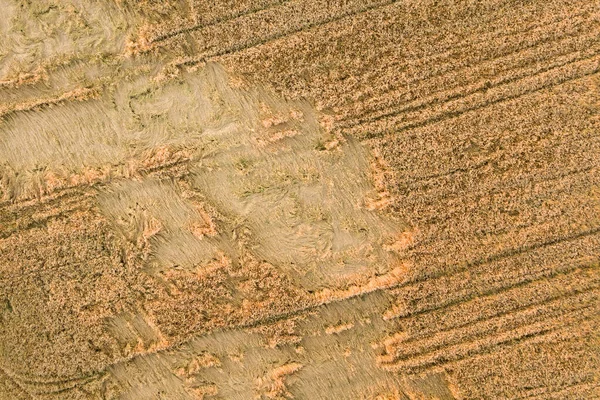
0,0 -> 599,399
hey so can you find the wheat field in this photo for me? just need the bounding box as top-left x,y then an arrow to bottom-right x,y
0,0 -> 599,399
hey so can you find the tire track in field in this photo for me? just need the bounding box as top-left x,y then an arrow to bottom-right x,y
355,52 -> 600,138
339,15 -> 600,126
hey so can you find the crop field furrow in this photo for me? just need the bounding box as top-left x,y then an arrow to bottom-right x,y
387,257 -> 599,321
516,379 -> 600,400
337,14 -> 600,126
175,0 -> 400,67
333,8 -> 599,120
396,267 -> 600,341
402,158 -> 596,200
394,222 -> 600,289
526,384 -> 600,400
451,327 -> 599,399
446,315 -> 599,379
383,130 -> 600,182
391,262 -> 600,329
357,55 -> 600,138
149,0 -> 294,44
407,185 -> 600,244
400,139 -> 600,206
380,305 -> 597,374
400,201 -> 600,287
383,286 -> 600,362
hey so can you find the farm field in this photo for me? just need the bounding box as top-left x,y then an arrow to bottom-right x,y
0,0 -> 599,399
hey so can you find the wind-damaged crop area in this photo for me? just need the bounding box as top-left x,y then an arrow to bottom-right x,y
0,0 -> 599,399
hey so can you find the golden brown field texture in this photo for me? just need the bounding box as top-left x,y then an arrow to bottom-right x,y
0,0 -> 599,399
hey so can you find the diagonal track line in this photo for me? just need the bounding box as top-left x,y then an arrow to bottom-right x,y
150,0 -> 293,43
341,23 -> 600,127
176,0 -> 399,67
361,55 -> 600,139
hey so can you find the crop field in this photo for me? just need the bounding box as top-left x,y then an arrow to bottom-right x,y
0,0 -> 599,399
